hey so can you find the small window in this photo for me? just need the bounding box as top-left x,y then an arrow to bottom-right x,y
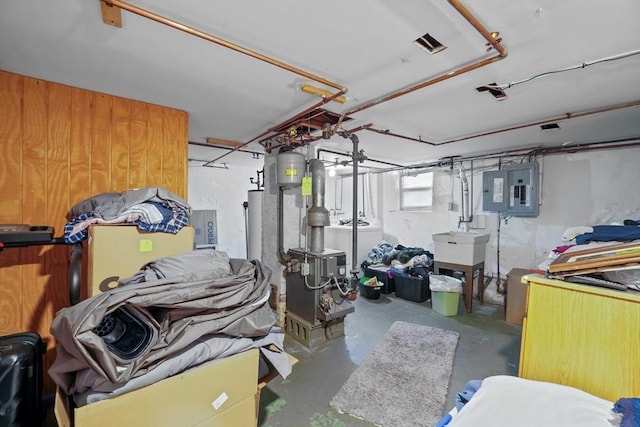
400,171 -> 434,210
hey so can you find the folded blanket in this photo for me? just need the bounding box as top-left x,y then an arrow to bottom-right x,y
576,225 -> 640,245
562,226 -> 593,242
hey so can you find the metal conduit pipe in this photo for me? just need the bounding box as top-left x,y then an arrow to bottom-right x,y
368,138 -> 640,175
307,159 -> 331,254
316,148 -> 404,168
277,187 -> 291,265
363,100 -> 640,146
349,134 -> 360,288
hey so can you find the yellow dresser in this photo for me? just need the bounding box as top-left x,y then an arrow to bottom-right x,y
518,274 -> 640,401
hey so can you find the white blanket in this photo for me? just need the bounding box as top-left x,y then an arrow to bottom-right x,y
447,376 -> 618,427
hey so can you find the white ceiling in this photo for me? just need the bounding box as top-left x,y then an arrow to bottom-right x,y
1,0 -> 639,169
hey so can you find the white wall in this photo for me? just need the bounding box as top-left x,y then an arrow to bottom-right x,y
187,162 -> 260,259
325,172 -> 379,224
239,145 -> 639,294
377,146 -> 640,280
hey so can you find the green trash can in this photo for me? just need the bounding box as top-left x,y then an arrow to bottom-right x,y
429,275 -> 462,316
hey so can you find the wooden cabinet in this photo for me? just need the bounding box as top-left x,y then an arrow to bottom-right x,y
518,274 -> 640,402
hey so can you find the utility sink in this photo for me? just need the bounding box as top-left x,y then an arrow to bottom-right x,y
432,231 -> 490,265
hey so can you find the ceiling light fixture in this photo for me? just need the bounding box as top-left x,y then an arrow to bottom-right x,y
414,33 -> 447,54
300,84 -> 346,104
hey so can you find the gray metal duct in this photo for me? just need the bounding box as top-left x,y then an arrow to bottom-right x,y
307,159 -> 330,253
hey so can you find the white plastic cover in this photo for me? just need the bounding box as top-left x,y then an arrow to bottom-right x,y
429,275 -> 463,293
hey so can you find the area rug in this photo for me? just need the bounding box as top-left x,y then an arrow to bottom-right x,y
330,321 -> 459,427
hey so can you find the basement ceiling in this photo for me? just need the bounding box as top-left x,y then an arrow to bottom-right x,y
1,0 -> 639,168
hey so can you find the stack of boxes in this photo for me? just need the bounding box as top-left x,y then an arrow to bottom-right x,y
55,225 -> 292,427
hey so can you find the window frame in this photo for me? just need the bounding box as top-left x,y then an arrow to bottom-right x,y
399,171 -> 434,211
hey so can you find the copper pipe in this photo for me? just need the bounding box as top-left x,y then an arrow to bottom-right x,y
346,55 -> 505,117
105,0 -> 347,93
205,137 -> 244,147
263,123 -> 374,154
104,0 -> 349,166
188,140 -> 262,155
203,88 -> 348,165
448,0 -> 508,57
342,2 -> 507,118
363,100 -> 640,146
107,0 -> 514,160
290,121 -> 324,131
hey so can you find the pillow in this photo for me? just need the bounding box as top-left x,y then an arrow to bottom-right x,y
447,376 -> 617,427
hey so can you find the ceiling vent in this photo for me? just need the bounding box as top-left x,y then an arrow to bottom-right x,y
540,123 -> 561,132
476,83 -> 507,100
414,33 -> 447,54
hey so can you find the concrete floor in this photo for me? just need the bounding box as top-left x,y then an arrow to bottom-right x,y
43,291 -> 521,427
257,292 -> 522,427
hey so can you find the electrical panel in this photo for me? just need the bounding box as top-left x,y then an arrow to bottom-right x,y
482,162 -> 539,217
482,170 -> 508,212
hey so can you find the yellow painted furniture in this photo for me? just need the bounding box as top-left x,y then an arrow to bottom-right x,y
518,274 -> 640,401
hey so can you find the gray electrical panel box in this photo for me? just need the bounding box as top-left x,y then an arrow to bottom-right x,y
482,170 -> 508,212
482,162 -> 539,217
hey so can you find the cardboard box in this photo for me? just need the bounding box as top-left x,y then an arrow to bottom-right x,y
87,225 -> 195,297
191,210 -> 218,248
505,268 -> 534,324
55,348 -> 260,427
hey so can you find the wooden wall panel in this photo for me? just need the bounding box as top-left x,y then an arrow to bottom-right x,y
20,77 -> 49,335
111,97 -> 130,191
45,83 -> 72,339
161,109 -> 180,192
146,104 -> 164,186
129,100 -> 148,187
90,93 -> 112,195
0,70 -> 188,394
69,88 -> 93,207
0,71 -> 23,333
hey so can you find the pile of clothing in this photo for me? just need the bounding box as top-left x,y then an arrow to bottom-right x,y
561,220 -> 640,245
63,187 -> 192,243
362,241 -> 434,281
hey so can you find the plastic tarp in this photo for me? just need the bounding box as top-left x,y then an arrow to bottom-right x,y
49,249 -> 276,395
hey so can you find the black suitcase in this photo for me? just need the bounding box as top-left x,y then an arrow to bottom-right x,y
0,332 -> 46,427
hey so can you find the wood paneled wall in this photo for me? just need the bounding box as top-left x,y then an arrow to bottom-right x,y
0,70 -> 188,392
